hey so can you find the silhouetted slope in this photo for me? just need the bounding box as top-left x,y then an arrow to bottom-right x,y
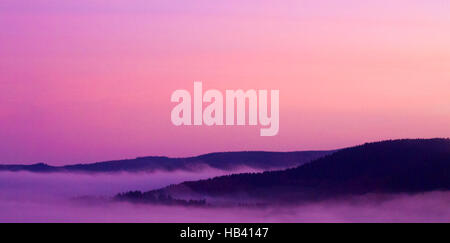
0,151 -> 332,173
123,139 -> 450,204
0,163 -> 58,172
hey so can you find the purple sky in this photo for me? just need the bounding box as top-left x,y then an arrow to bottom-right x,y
1,1 -> 449,164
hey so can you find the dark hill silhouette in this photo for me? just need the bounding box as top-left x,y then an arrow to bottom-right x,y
0,151 -> 332,173
117,139 -> 450,205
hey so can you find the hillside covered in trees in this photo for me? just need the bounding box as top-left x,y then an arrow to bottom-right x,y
0,151 -> 332,173
117,139 -> 450,205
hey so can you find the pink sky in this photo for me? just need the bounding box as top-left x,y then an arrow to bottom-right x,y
1,1 -> 449,165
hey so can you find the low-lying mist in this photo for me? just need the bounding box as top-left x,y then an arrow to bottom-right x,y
0,169 -> 257,199
1,171 -> 450,222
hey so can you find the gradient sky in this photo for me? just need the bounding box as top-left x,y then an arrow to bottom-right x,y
1,0 -> 449,165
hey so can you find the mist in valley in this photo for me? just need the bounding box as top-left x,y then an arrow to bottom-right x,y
1,171 -> 450,222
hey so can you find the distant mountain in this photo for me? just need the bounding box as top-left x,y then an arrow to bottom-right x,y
0,151 -> 333,173
116,139 -> 450,205
0,163 -> 58,172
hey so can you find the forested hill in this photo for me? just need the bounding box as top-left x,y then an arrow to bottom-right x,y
0,150 -> 333,173
118,139 -> 450,205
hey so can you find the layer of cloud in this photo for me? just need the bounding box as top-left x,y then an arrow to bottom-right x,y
1,171 -> 450,222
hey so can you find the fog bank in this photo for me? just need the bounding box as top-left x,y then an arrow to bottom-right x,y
1,171 -> 450,222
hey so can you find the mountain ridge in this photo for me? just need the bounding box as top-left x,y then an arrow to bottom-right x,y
116,138 -> 450,205
0,150 -> 333,173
